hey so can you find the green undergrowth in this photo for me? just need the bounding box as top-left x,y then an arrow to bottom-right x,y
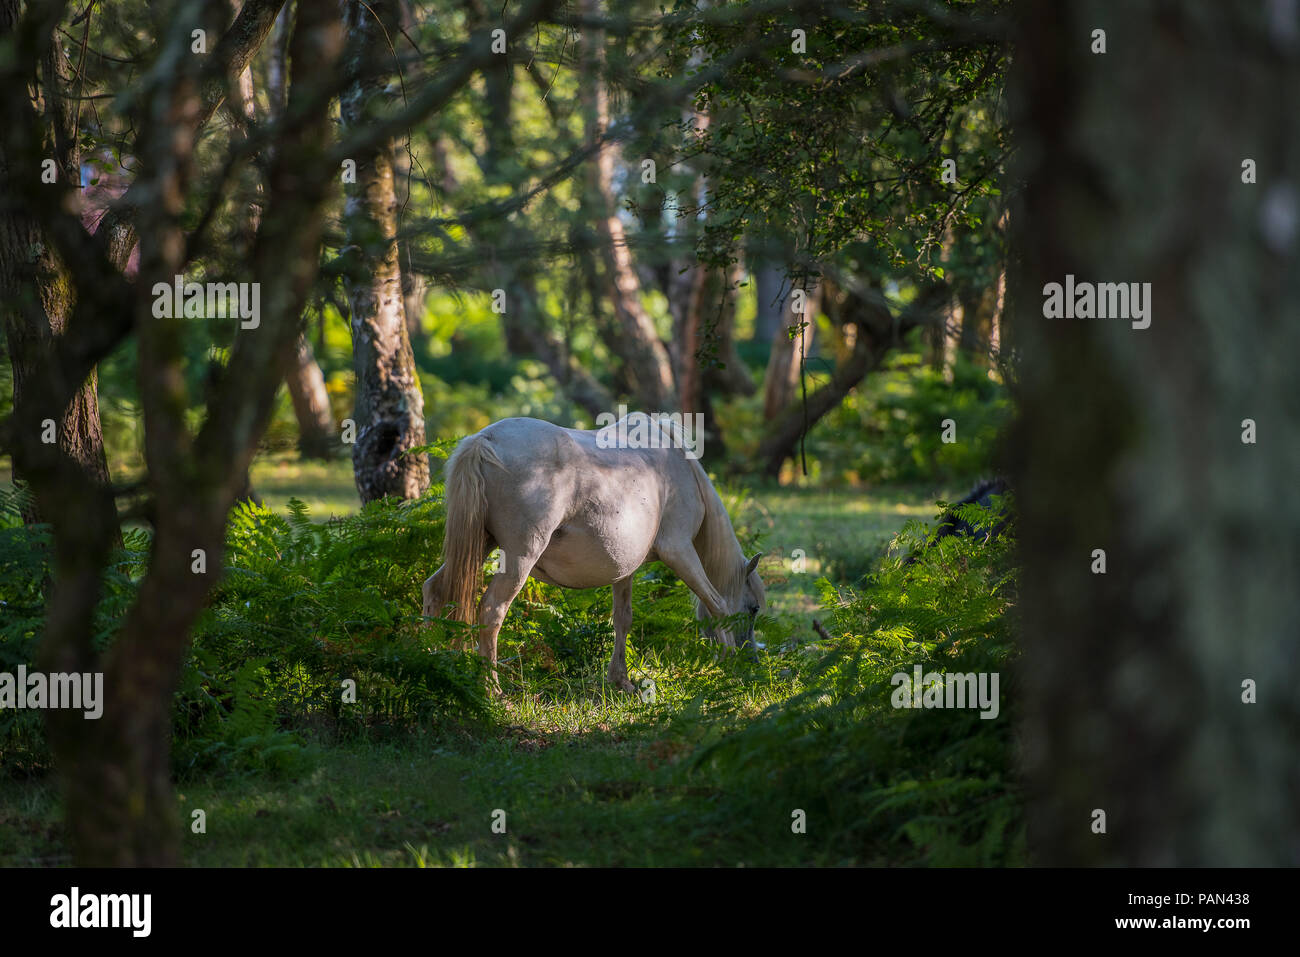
0,482 -> 1020,865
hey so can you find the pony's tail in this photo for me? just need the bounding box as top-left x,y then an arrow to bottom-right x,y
440,433 -> 502,623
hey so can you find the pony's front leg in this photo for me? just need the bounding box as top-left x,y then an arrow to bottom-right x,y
477,552 -> 538,695
655,543 -> 734,646
607,576 -> 637,694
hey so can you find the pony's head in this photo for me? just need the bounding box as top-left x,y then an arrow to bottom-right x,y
735,553 -> 767,651
699,552 -> 766,651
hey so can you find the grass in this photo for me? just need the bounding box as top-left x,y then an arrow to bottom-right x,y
5,729 -> 830,867
743,484 -> 945,616
248,454 -> 361,518
0,450 -> 968,866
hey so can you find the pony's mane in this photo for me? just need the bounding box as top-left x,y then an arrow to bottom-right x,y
687,460 -> 747,608
604,411 -> 695,449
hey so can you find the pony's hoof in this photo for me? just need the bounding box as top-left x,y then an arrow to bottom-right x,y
609,675 -> 637,695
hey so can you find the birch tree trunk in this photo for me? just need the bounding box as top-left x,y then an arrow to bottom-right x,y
340,0 -> 430,502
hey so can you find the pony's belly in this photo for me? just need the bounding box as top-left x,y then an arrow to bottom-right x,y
532,524 -> 647,589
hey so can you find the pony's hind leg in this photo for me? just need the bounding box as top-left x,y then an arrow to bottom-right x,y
421,566 -> 444,617
476,550 -> 540,694
422,565 -> 472,648
423,538 -> 497,650
607,576 -> 636,694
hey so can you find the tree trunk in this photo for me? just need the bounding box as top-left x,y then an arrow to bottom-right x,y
1010,0 -> 1300,865
681,260 -> 754,412
340,0 -> 430,503
762,281 -> 818,422
0,230 -> 114,525
0,6 -> 116,535
22,0 -> 339,865
579,0 -> 675,410
393,144 -> 428,352
701,261 -> 754,398
957,281 -> 998,367
923,308 -> 948,371
284,333 -> 336,459
678,264 -> 704,413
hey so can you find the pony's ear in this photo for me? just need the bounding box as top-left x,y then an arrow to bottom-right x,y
745,553 -> 763,576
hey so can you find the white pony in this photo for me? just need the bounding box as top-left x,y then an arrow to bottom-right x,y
422,414 -> 765,692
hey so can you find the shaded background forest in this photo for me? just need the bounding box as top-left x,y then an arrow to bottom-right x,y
2,0 -> 1012,496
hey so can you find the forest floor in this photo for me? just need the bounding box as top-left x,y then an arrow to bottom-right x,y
0,454 -> 963,866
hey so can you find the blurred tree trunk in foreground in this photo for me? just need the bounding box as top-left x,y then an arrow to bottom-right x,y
0,0 -> 340,864
1011,0 -> 1300,865
0,4 -> 115,533
341,0 -> 430,502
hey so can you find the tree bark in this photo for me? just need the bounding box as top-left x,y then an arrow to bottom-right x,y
1010,0 -> 1300,865
752,261 -> 786,345
681,260 -> 754,411
0,4 -> 116,534
340,0 -> 430,503
957,279 -> 1000,368
701,260 -> 755,398
284,333 -> 337,459
393,145 -> 428,352
761,281 -> 818,422
578,0 -> 675,410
